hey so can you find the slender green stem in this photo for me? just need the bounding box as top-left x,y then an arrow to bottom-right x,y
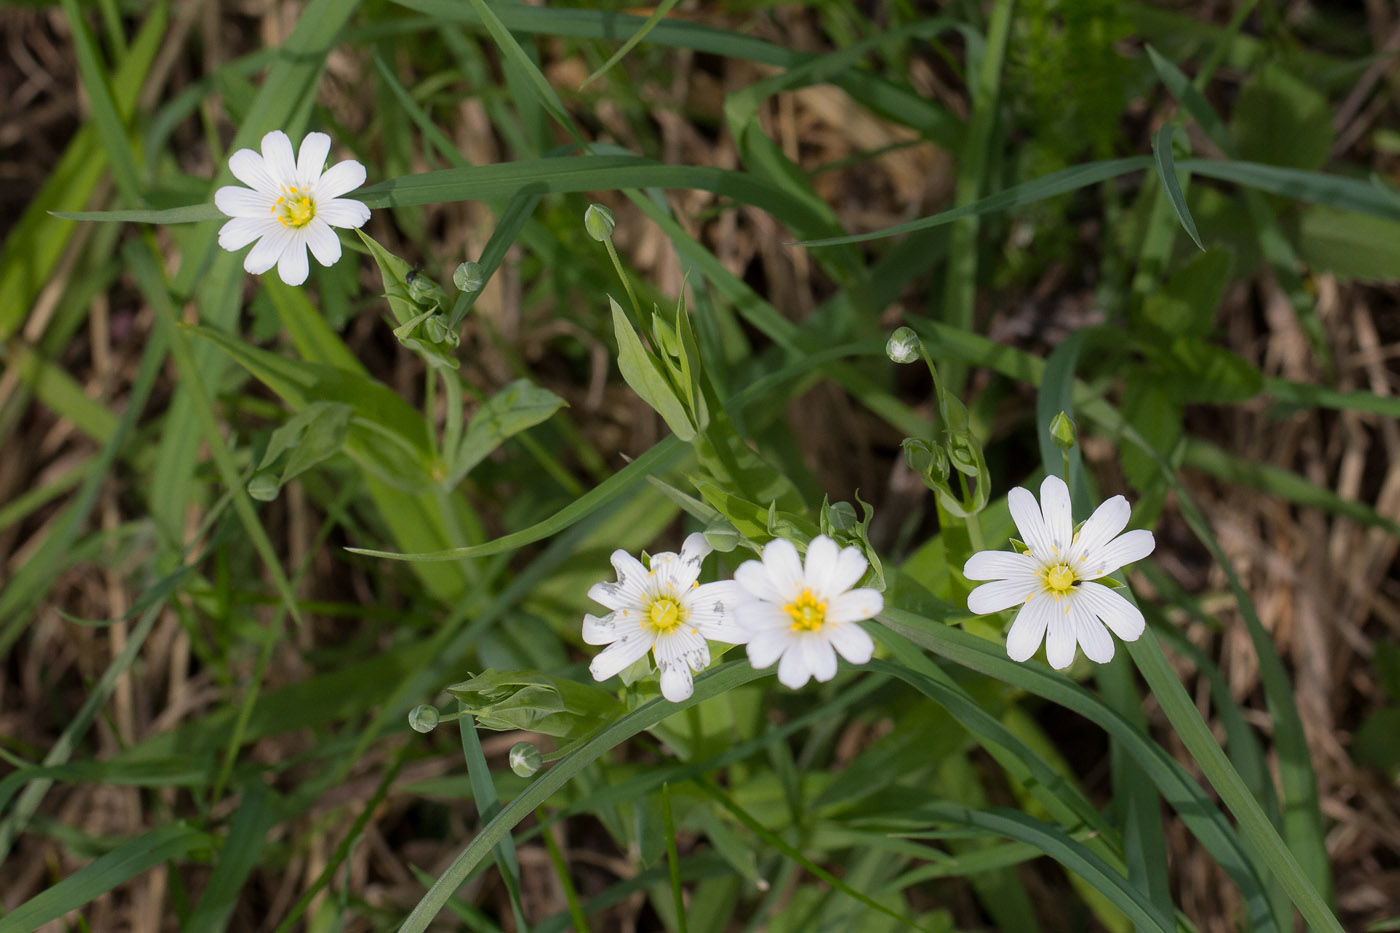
604,238 -> 644,325
540,815 -> 591,933
440,367 -> 462,471
661,783 -> 688,933
963,508 -> 984,553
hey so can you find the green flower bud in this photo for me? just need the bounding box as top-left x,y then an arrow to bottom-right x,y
247,471 -> 280,502
824,501 -> 858,532
408,704 -> 440,734
584,203 -> 616,241
422,315 -> 450,344
702,519 -> 741,553
509,741 -> 543,777
1049,411 -> 1077,451
886,326 -> 921,364
453,261 -> 485,293
406,270 -> 448,310
901,437 -> 937,475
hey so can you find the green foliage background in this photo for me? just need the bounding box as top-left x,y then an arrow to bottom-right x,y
1,0 -> 1399,930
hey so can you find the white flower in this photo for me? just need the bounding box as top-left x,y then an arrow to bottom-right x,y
963,475 -> 1155,669
214,130 -> 371,286
583,533 -> 747,703
734,535 -> 883,689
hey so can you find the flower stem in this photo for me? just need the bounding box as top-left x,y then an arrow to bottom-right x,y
604,238 -> 643,326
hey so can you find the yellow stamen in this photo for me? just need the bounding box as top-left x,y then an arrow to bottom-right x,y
1042,562 -> 1077,594
646,595 -> 685,633
275,188 -> 316,228
784,589 -> 827,632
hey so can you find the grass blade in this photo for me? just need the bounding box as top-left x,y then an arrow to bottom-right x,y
579,0 -> 682,89
0,822 -> 209,933
397,663 -> 766,933
1152,125 -> 1204,250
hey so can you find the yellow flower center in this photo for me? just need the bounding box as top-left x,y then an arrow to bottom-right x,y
784,589 -> 827,632
1043,563 -> 1077,594
273,186 -> 316,228
646,595 -> 685,633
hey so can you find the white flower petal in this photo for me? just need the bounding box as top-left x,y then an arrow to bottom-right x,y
803,535 -> 839,591
589,629 -> 653,682
582,612 -> 631,646
967,576 -> 1037,615
655,629 -> 709,702
217,216 -> 277,251
215,185 -> 274,219
260,131 -> 298,186
1082,529 -> 1155,579
685,580 -> 747,644
826,622 -> 874,665
651,532 -> 711,593
1044,605 -> 1078,669
802,636 -> 838,683
1076,581 -> 1146,642
276,235 -> 310,286
1070,495 -> 1130,563
658,664 -> 694,702
1008,485 -> 1056,559
656,628 -> 709,672
1071,598 -> 1115,663
304,218 -> 342,267
674,532 -> 712,589
297,132 -> 331,184
735,559 -> 784,603
736,600 -> 790,634
746,628 -> 790,670
760,537 -> 805,601
590,549 -> 649,610
825,588 -> 882,624
777,642 -> 815,688
1005,598 -> 1050,662
228,148 -> 278,194
244,226 -> 294,275
317,197 -> 371,229
1039,475 -> 1074,553
824,545 -> 869,597
315,159 -> 367,199
963,549 -> 1037,581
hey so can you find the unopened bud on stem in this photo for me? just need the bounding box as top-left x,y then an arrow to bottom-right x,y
584,203 -> 616,242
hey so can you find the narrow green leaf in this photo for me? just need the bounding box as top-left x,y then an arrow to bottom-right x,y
397,663 -> 766,933
580,0 -> 683,89
459,713 -> 528,931
0,822 -> 208,933
60,0 -> 145,205
794,157 -> 1153,247
1152,125 -> 1204,250
185,783 -> 280,933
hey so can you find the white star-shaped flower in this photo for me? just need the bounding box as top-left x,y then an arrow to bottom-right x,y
214,130 -> 371,286
734,535 -> 883,689
584,533 -> 747,703
964,475 -> 1155,669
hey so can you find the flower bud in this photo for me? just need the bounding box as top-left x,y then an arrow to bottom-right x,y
247,471 -> 280,502
886,326 -> 921,364
406,269 -> 448,310
408,704 -> 440,734
702,519 -> 740,553
453,261 -> 485,292
1049,411 -> 1077,451
509,741 -> 543,777
422,315 -> 450,344
824,501 -> 858,532
584,203 -> 616,241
